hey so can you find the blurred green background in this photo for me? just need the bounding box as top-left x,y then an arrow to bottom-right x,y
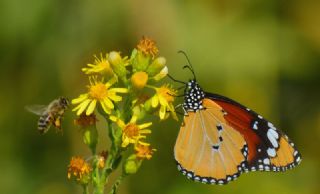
1,0 -> 319,194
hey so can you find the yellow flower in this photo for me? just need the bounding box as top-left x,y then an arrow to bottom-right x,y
110,115 -> 152,148
150,84 -> 178,120
135,143 -> 156,160
82,53 -> 113,76
67,156 -> 92,181
72,76 -> 128,115
137,36 -> 159,59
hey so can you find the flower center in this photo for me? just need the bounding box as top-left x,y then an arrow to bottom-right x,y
124,123 -> 139,138
158,87 -> 175,103
89,83 -> 108,100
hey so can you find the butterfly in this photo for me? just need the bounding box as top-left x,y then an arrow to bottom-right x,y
171,51 -> 302,185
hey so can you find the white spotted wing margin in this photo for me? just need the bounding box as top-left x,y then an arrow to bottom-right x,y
205,92 -> 302,173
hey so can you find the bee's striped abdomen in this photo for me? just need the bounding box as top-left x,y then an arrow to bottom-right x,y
38,113 -> 53,134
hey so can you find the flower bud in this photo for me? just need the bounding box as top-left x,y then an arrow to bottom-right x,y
83,127 -> 98,154
108,51 -> 128,82
146,57 -> 166,77
153,66 -> 168,81
132,105 -> 146,120
131,71 -> 148,89
132,50 -> 150,71
123,155 -> 141,175
108,51 -> 122,65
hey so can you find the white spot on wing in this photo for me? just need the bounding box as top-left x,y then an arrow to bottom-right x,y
267,148 -> 276,157
267,129 -> 279,148
253,121 -> 258,130
263,158 -> 270,165
296,156 -> 301,162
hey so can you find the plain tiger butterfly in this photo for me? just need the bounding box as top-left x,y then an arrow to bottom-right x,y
171,51 -> 302,185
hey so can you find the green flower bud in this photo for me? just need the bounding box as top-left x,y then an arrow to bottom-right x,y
108,51 -> 128,83
123,155 -> 142,175
143,98 -> 152,112
83,126 -> 98,154
132,105 -> 146,120
132,50 -> 150,71
146,57 -> 166,77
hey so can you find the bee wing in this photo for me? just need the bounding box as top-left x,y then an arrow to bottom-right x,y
25,105 -> 48,116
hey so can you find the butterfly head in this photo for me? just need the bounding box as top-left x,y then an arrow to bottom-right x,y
183,79 -> 205,111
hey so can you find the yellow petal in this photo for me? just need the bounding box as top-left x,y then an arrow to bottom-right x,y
151,96 -> 159,108
110,116 -> 125,128
138,122 -> 152,129
110,88 -> 128,93
108,93 -> 122,102
76,99 -> 91,116
72,94 -> 88,104
101,101 -> 111,114
130,115 -> 137,123
171,111 -> 178,121
121,137 -> 130,147
105,76 -> 118,88
140,129 -> 152,134
86,99 -> 97,115
137,141 -> 150,146
159,95 -> 168,106
103,98 -> 114,109
159,105 -> 166,120
109,115 -> 118,122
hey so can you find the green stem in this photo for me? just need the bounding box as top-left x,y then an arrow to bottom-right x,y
82,184 -> 89,194
92,155 -> 104,194
108,175 -> 125,194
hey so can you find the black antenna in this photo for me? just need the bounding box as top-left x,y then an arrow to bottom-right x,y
167,74 -> 186,85
178,50 -> 196,80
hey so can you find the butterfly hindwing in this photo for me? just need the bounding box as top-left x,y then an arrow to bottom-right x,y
206,92 -> 302,172
174,99 -> 249,184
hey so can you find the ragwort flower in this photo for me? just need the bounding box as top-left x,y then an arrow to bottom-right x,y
134,143 -> 156,160
82,53 -> 113,76
72,76 -> 128,115
137,36 -> 159,58
110,115 -> 152,148
150,84 -> 178,120
67,156 -> 92,182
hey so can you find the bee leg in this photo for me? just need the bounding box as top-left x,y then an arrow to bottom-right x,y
52,117 -> 63,135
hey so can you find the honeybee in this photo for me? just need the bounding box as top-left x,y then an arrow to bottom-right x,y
26,97 -> 70,134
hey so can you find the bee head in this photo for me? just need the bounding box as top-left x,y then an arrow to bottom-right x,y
59,97 -> 70,108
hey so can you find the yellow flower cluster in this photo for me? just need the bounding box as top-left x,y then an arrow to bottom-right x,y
71,37 -> 178,161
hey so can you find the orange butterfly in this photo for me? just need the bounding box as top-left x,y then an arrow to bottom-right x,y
172,51 -> 301,185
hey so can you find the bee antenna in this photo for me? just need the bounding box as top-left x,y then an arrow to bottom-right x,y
178,50 -> 196,80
